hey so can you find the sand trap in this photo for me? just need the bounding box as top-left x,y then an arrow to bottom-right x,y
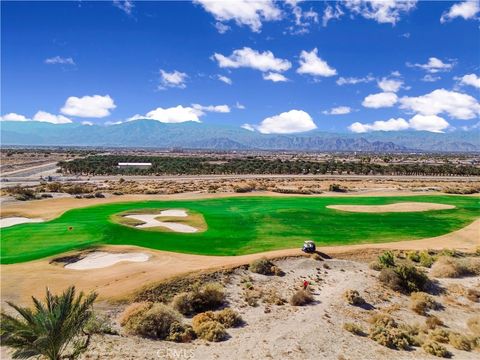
158,209 -> 188,217
64,251 -> 150,270
0,217 -> 44,228
327,202 -> 455,213
125,213 -> 198,233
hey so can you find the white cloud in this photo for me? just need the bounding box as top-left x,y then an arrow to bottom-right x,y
255,109 -> 317,134
408,114 -> 450,132
33,111 -> 72,124
159,70 -> 188,89
407,57 -> 454,73
194,0 -> 281,32
217,75 -> 232,85
44,56 -> 75,65
214,22 -> 230,34
113,0 -> 134,15
399,89 -> 480,120
192,104 -> 231,113
263,72 -> 289,82
421,74 -> 441,82
349,115 -> 449,133
377,77 -> 403,92
128,106 -> 202,123
440,0 -> 479,23
81,121 -> 94,126
0,113 -> 28,121
362,92 -> 398,108
286,1 -> 319,34
236,102 -> 246,110
60,95 -> 116,118
323,106 -> 352,115
213,47 -> 291,73
297,48 -> 337,77
349,118 -> 410,133
344,0 -> 417,24
322,4 -> 344,26
336,75 -> 375,85
241,123 -> 255,131
456,73 -> 480,89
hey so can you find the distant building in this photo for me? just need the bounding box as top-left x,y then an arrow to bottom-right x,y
117,162 -> 152,169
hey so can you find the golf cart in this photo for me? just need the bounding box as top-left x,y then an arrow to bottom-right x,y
302,240 -> 316,253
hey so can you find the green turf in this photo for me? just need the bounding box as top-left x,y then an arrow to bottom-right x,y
1,195 -> 479,264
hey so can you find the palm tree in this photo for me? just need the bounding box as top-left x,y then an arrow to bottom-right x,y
1,286 -> 98,360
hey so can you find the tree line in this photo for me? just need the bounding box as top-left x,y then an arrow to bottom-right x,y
57,155 -> 480,176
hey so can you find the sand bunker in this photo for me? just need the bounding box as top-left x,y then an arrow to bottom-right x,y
0,217 -> 44,228
125,213 -> 198,233
327,202 -> 455,213
64,251 -> 150,270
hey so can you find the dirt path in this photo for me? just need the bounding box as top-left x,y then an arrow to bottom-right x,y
1,219 -> 478,305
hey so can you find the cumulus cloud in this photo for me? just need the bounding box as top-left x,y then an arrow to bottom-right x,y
323,106 -> 352,115
247,109 -> 317,134
399,89 -> 480,120
61,95 -> 116,118
421,74 -> 441,82
213,47 -> 291,73
128,106 -> 203,123
322,4 -> 344,26
192,104 -> 231,113
362,92 -> 398,108
349,115 -> 449,133
236,101 -> 246,110
241,123 -> 255,131
336,75 -> 375,85
349,118 -> 410,133
456,73 -> 480,88
194,0 -> 281,32
217,75 -> 232,84
263,72 -> 289,82
286,0 -> 319,34
0,113 -> 28,121
113,0 -> 134,15
407,57 -> 454,73
159,70 -> 188,89
377,77 -> 403,92
297,48 -> 337,77
344,0 -> 417,25
440,0 -> 479,23
44,56 -> 75,65
214,22 -> 231,34
33,111 -> 72,124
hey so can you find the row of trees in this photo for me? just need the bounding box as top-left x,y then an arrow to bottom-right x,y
58,155 -> 480,177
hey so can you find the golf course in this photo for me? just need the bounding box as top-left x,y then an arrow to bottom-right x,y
1,195 -> 479,264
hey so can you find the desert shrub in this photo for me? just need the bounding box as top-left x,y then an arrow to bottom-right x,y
467,316 -> 480,336
466,288 -> 480,302
407,251 -> 420,263
194,321 -> 228,342
448,332 -> 471,351
410,292 -> 439,315
214,308 -> 243,328
419,251 -> 436,268
378,251 -> 396,268
431,256 -> 480,278
429,328 -> 450,343
94,192 -> 105,198
243,289 -> 262,307
379,265 -> 428,294
422,341 -> 451,358
248,258 -> 283,276
192,311 -> 216,329
289,289 -> 313,306
46,182 -> 62,192
119,302 -> 152,327
425,315 -> 444,330
172,283 -> 225,316
120,302 -> 181,340
85,312 -> 117,335
262,289 -> 286,306
343,323 -> 366,336
439,249 -> 459,258
329,183 -> 347,192
343,290 -> 365,306
368,314 -> 416,350
368,261 -> 383,271
166,322 -> 196,343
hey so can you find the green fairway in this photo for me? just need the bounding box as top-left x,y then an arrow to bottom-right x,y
1,195 -> 479,264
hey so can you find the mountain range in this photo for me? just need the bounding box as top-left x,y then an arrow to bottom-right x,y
1,120 -> 479,152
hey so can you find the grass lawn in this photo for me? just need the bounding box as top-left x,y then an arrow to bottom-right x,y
1,195 -> 478,264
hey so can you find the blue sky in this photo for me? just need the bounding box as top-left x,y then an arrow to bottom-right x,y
1,0 -> 479,134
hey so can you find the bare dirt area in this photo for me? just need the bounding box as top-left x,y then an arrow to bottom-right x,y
327,202 -> 456,213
